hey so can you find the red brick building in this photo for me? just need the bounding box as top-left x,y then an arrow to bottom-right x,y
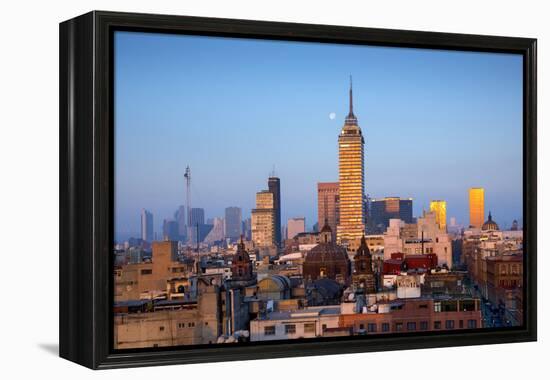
339,298 -> 482,334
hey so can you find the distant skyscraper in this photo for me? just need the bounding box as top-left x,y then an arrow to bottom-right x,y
369,197 -> 413,232
337,79 -> 365,245
162,219 -> 179,241
204,217 -> 225,244
174,205 -> 186,238
317,182 -> 339,240
251,190 -> 275,247
287,217 -> 306,239
430,200 -> 447,231
450,217 -> 457,227
243,217 -> 252,240
189,208 -> 205,226
224,207 -> 242,240
268,176 -> 282,247
469,188 -> 485,228
186,208 -> 206,245
312,222 -> 319,232
140,209 -> 153,242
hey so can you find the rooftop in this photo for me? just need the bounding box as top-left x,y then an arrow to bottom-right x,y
260,305 -> 341,321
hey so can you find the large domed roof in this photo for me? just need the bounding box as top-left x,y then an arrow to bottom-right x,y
482,212 -> 499,231
305,242 -> 349,264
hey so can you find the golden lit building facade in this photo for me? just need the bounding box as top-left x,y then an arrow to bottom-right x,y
430,200 -> 447,231
252,190 -> 275,247
469,188 -> 485,228
337,80 -> 365,245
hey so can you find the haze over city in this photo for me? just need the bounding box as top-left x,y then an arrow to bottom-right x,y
114,31 -> 522,241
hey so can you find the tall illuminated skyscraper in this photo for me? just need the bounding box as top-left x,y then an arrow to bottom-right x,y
337,78 -> 365,244
469,188 -> 485,228
251,190 -> 275,247
430,200 -> 447,231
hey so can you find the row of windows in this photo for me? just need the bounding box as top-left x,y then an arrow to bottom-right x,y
158,321 -> 202,332
264,323 -> 316,336
359,319 -> 477,332
177,322 -> 196,329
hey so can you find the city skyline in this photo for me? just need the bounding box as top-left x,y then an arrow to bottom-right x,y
114,31 -> 523,241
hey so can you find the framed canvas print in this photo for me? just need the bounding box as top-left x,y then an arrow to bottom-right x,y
59,11 -> 537,369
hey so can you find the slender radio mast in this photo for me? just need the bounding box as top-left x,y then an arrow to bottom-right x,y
184,166 -> 191,231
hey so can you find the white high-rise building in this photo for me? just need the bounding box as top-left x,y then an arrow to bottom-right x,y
287,217 -> 306,239
141,209 -> 154,242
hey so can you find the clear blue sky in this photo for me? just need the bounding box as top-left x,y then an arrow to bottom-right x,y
114,31 -> 523,241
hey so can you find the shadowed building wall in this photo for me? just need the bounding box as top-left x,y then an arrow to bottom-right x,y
317,182 -> 339,241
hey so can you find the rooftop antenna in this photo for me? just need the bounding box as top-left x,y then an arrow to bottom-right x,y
349,74 -> 353,115
270,164 -> 276,178
184,166 -> 191,228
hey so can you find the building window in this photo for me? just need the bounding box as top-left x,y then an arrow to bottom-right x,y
468,319 -> 477,329
459,320 -> 464,328
178,323 -> 184,329
461,300 -> 476,311
407,322 -> 416,331
359,323 -> 365,331
434,302 -> 441,312
382,323 -> 390,332
367,323 -> 377,333
304,323 -> 316,334
285,324 -> 296,335
434,321 -> 441,330
264,326 -> 276,336
445,320 -> 455,329
420,321 -> 428,331
141,269 -> 152,275
395,323 -> 403,332
419,304 -> 428,309
159,326 -> 165,332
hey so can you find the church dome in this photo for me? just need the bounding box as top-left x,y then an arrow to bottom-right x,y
306,242 -> 349,264
482,212 -> 499,231
303,239 -> 351,285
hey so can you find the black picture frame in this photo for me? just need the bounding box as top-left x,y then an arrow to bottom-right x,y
59,10 -> 537,369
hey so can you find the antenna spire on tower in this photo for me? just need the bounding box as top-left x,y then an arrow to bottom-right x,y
344,75 -> 358,126
349,74 -> 353,115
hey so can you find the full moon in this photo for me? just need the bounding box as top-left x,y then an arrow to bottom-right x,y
329,112 -> 336,120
